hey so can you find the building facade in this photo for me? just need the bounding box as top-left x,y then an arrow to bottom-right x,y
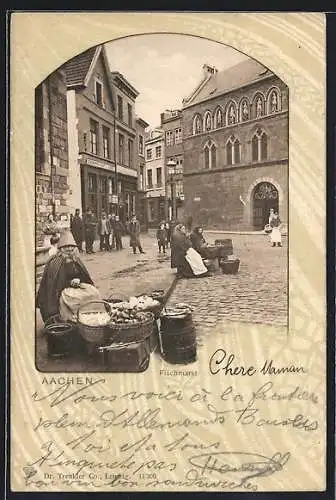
160,109 -> 184,221
62,45 -> 141,223
144,129 -> 166,228
135,116 -> 149,229
182,61 -> 288,231
35,69 -> 70,246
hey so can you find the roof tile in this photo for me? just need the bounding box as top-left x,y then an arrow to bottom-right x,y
62,46 -> 97,87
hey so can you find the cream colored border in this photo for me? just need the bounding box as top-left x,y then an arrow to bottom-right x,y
11,12 -> 326,492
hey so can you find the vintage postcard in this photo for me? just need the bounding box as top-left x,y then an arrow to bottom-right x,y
10,12 -> 326,492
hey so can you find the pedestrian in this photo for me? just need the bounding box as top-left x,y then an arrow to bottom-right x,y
268,208 -> 275,225
270,211 -> 282,247
108,214 -> 116,250
128,214 -> 145,254
43,213 -> 60,248
48,234 -> 60,258
156,222 -> 167,254
70,208 -> 84,252
83,208 -> 97,254
165,222 -> 171,248
114,215 -> 124,251
98,211 -> 111,251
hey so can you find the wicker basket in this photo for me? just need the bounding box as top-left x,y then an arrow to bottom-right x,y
201,246 -> 220,259
77,300 -> 112,344
106,311 -> 154,344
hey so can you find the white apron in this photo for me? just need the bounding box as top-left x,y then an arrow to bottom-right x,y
185,247 -> 208,275
270,227 -> 282,244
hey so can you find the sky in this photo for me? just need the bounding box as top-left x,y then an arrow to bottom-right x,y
105,34 -> 249,129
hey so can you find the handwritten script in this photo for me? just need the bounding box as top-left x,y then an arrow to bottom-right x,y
24,355 -> 319,492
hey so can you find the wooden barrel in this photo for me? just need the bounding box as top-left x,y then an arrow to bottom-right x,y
160,312 -> 197,364
44,322 -> 75,358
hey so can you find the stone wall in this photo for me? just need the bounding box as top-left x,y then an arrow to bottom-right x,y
35,70 -> 69,246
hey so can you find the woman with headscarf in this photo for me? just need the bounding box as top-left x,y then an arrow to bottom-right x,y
36,229 -> 95,322
171,224 -> 209,278
190,226 -> 207,256
42,213 -> 60,248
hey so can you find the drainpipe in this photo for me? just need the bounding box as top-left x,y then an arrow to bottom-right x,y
47,77 -> 56,217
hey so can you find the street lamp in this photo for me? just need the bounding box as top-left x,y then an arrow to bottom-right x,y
167,159 -> 177,221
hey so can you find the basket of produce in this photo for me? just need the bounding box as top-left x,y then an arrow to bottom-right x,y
149,289 -> 165,304
219,255 -> 240,274
107,303 -> 155,343
77,300 -> 112,344
134,294 -> 162,319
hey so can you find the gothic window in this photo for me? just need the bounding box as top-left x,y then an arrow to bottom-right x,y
204,140 -> 217,169
214,108 -> 223,128
193,114 -> 202,135
211,144 -> 217,169
251,128 -> 268,162
204,112 -> 212,132
240,99 -> 250,121
226,135 -> 240,165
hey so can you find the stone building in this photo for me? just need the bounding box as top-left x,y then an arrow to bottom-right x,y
62,44 -> 141,223
160,109 -> 184,221
144,129 -> 166,228
35,69 -> 70,247
135,116 -> 149,229
182,60 -> 288,230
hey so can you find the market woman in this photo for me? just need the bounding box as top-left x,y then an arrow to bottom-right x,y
36,229 -> 95,322
171,224 -> 209,278
190,226 -> 207,256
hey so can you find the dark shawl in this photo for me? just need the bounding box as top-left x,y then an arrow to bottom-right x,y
171,226 -> 192,270
36,250 -> 94,322
190,229 -> 206,253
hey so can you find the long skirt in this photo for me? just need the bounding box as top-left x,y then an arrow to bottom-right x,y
270,227 -> 282,244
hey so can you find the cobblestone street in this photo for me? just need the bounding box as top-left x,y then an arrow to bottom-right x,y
167,232 -> 288,339
36,231 -> 287,371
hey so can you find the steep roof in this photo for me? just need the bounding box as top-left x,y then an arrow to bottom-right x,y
63,46 -> 98,88
183,59 -> 273,108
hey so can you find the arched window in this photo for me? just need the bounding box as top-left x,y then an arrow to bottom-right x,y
226,135 -> 241,165
214,107 -> 223,128
240,98 -> 250,122
253,94 -> 265,118
204,111 -> 212,132
193,114 -> 202,135
251,128 -> 268,162
267,88 -> 281,114
204,140 -> 217,169
226,101 -> 238,125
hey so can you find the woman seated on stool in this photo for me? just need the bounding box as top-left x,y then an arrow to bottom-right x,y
190,226 -> 207,257
171,224 -> 209,279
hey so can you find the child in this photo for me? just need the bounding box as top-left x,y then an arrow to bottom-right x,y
156,223 -> 167,254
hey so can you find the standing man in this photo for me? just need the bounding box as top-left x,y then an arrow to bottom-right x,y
128,214 -> 145,255
83,208 -> 97,254
70,208 -> 84,252
114,215 -> 125,251
98,212 -> 111,251
109,214 -> 116,250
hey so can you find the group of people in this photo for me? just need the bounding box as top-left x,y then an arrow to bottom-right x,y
43,210 -> 146,256
170,224 -> 210,279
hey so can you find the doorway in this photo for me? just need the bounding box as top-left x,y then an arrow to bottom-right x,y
252,182 -> 279,229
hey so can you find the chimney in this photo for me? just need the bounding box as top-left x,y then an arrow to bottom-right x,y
202,64 -> 217,77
